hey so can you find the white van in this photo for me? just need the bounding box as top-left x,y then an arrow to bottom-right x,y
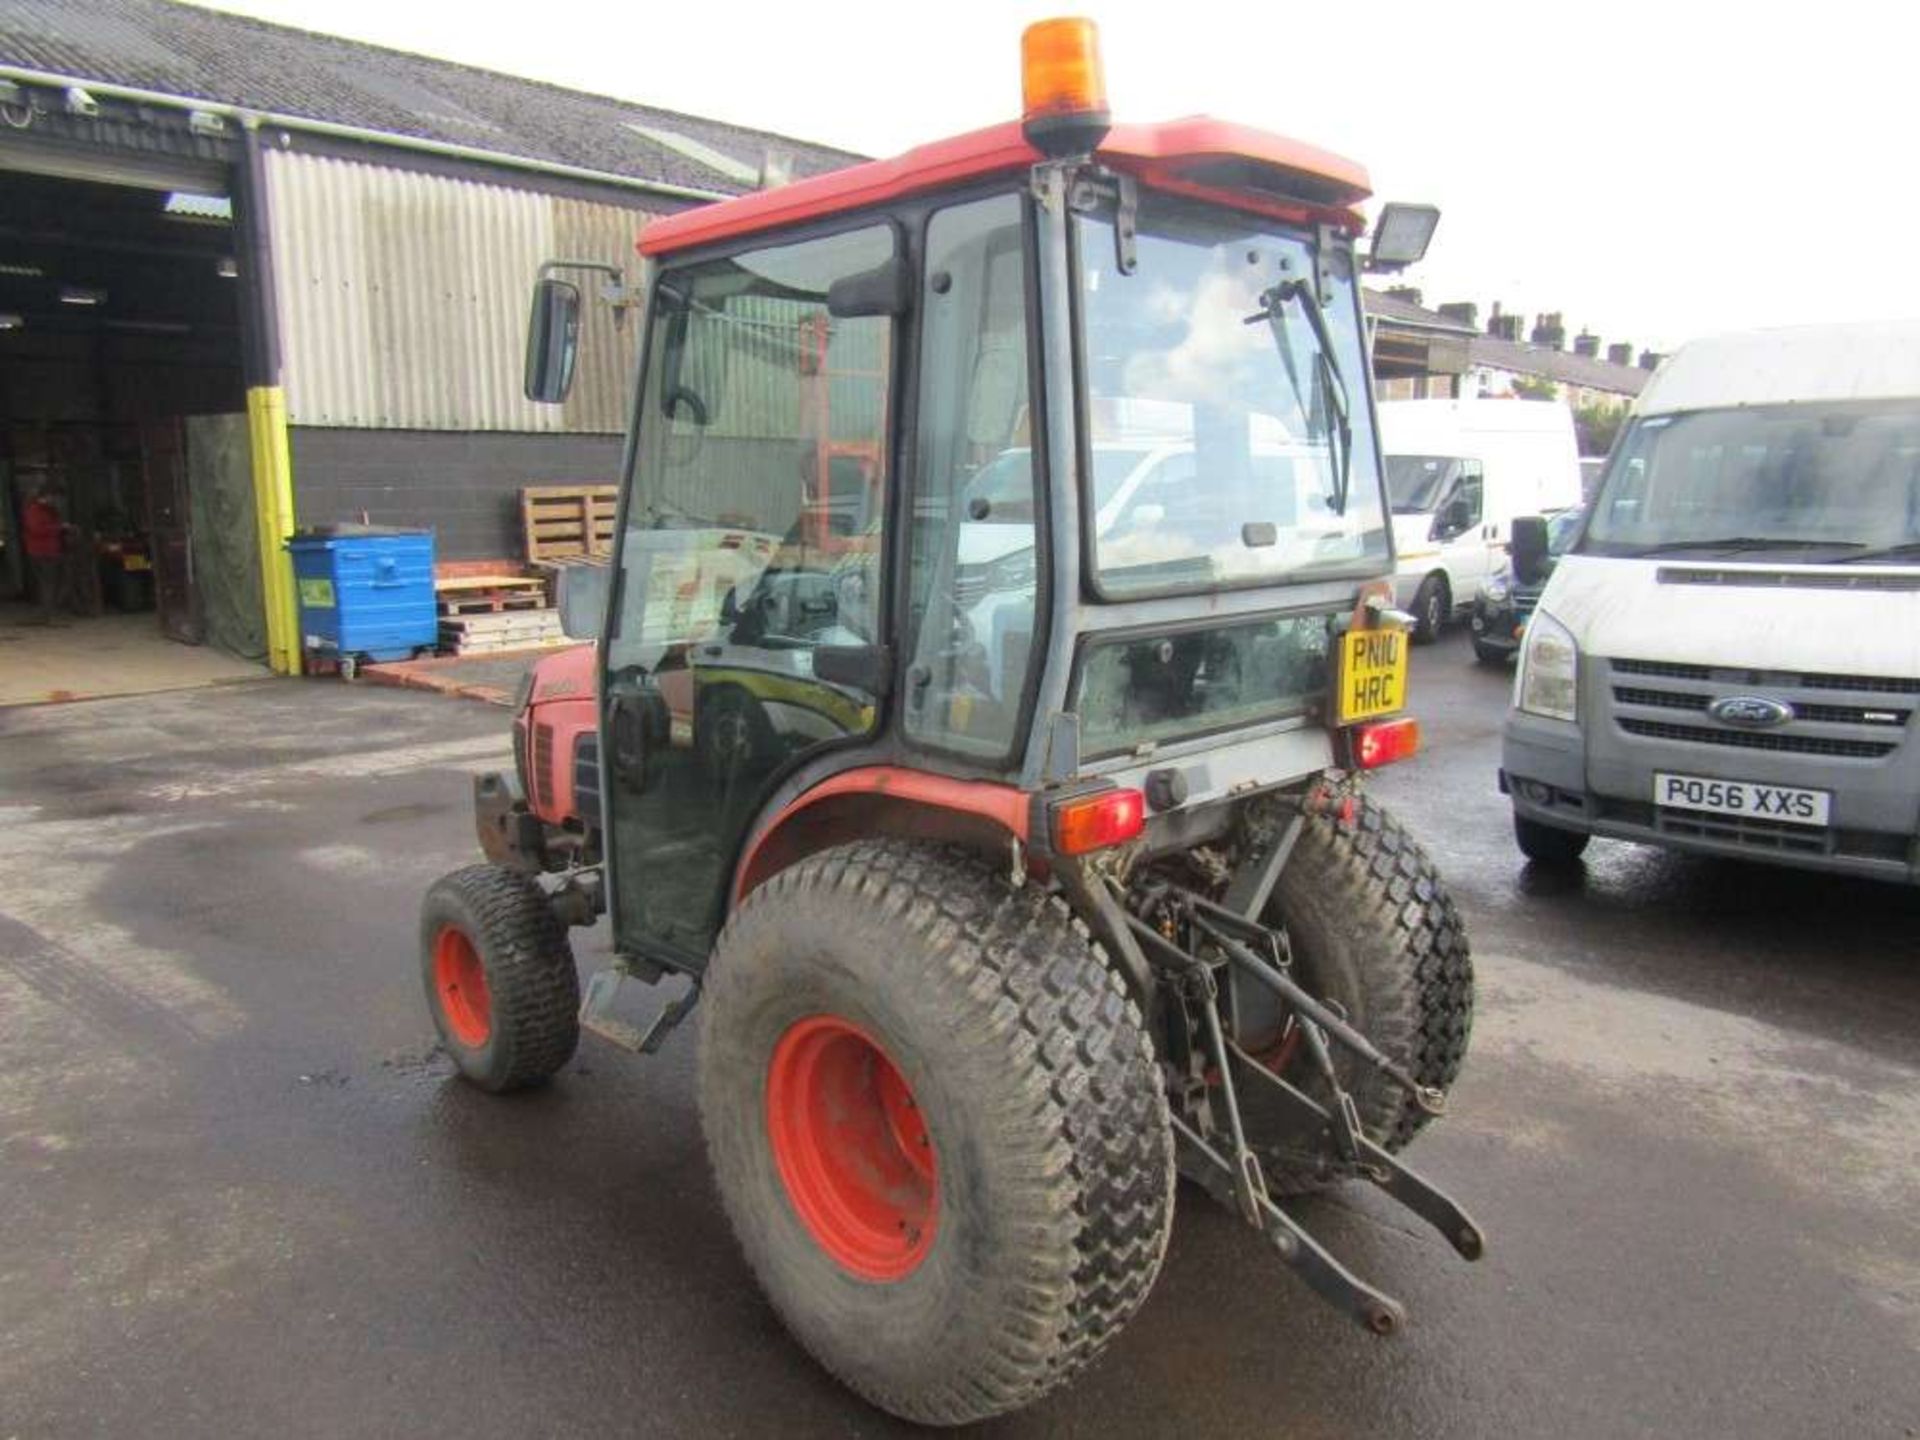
1501,319 -> 1920,882
1379,398 -> 1583,641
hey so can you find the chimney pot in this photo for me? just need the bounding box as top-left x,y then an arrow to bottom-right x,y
1607,342 -> 1634,366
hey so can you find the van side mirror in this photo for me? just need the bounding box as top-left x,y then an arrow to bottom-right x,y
524,278 -> 581,404
554,561 -> 609,640
1511,515 -> 1550,584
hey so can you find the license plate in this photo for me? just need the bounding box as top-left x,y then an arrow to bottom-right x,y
1654,772 -> 1830,826
1337,626 -> 1408,723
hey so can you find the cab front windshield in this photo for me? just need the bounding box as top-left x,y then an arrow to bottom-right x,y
1075,195 -> 1388,596
1584,400 -> 1920,561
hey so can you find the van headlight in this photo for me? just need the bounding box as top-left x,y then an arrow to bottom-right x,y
1515,611 -> 1578,722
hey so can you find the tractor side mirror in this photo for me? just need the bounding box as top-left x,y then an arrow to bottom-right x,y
524,278 -> 581,404
827,256 -> 910,318
555,561 -> 609,640
1511,515 -> 1551,584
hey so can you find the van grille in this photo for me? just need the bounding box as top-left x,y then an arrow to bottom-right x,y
1607,656 -> 1910,763
1612,657 -> 1920,694
1616,717 -> 1898,760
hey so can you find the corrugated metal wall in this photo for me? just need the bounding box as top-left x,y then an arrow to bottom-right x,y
264,150 -> 652,433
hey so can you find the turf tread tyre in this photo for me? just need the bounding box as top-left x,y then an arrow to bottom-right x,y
1261,794 -> 1473,1189
698,840 -> 1175,1427
419,864 -> 579,1092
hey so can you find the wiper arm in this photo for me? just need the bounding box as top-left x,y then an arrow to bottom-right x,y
1626,536 -> 1867,557
1246,279 -> 1353,515
1838,540 -> 1920,564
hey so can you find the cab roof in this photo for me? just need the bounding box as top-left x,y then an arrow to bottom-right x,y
638,117 -> 1372,258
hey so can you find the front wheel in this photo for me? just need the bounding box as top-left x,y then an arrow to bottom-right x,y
1255,793 -> 1473,1191
1411,575 -> 1449,645
419,864 -> 580,1092
1514,812 -> 1590,865
698,840 -> 1175,1427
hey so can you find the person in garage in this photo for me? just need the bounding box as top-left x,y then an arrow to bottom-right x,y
22,483 -> 73,625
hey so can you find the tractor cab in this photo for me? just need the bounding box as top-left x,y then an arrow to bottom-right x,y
426,19 -> 1476,1428
527,64 -> 1436,968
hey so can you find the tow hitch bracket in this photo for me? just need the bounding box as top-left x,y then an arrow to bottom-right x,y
1119,872 -> 1483,1334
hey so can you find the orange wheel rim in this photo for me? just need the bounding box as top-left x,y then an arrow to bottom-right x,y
765,1015 -> 938,1281
432,925 -> 492,1048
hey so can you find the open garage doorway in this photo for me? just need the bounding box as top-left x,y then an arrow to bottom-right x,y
0,168 -> 266,706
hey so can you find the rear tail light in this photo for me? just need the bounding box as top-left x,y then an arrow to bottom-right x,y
1353,717 -> 1420,770
1051,788 -> 1145,855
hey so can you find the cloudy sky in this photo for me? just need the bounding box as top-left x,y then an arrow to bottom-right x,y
197,0 -> 1918,353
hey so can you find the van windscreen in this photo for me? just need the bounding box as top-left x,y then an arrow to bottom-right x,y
1385,454 -> 1460,514
1584,401 -> 1920,561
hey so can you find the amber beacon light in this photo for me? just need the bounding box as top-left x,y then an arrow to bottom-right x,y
1020,17 -> 1111,156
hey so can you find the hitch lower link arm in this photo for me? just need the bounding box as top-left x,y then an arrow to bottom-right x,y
1119,892 -> 1484,1336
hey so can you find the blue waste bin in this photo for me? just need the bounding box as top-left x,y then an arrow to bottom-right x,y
288,527 -> 437,674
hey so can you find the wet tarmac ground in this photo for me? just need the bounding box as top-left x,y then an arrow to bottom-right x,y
2,630 -> 1917,1438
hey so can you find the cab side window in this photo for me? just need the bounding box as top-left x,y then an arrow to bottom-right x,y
905,193 -> 1037,761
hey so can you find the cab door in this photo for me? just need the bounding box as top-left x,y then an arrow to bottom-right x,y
599,223 -> 900,965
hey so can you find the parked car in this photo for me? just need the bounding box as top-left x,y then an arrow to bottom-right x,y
1467,504 -> 1584,664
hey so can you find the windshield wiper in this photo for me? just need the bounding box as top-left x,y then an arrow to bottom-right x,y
1247,279 -> 1353,515
1838,540 -> 1920,564
1623,537 -> 1867,557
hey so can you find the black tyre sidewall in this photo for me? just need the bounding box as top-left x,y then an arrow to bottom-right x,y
699,842 -> 1174,1424
1514,812 -> 1590,864
1264,796 -> 1472,1170
1413,576 -> 1448,644
419,865 -> 579,1092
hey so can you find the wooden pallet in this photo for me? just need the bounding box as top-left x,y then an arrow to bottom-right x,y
439,591 -> 549,616
522,485 -> 619,565
438,607 -> 569,656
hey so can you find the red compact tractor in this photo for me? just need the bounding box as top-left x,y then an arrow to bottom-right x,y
422,19 -> 1479,1426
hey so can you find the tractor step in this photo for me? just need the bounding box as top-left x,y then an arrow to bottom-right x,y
579,964 -> 700,1055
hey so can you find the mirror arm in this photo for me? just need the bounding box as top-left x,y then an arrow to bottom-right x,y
539,258 -> 640,327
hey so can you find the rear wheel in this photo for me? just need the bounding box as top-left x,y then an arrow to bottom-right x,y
1255,793 -> 1473,1192
698,840 -> 1175,1427
1514,812 -> 1590,865
419,864 -> 579,1092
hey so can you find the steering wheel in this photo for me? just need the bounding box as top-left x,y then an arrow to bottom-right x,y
663,386 -> 708,468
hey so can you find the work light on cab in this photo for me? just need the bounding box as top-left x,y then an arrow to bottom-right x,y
1020,17 -> 1110,156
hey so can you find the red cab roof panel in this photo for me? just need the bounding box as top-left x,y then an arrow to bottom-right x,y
639,117 -> 1371,258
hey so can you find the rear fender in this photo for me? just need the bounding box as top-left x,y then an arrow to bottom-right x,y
733,768 -> 1031,904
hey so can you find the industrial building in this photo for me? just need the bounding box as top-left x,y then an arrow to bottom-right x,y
0,0 -> 855,687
